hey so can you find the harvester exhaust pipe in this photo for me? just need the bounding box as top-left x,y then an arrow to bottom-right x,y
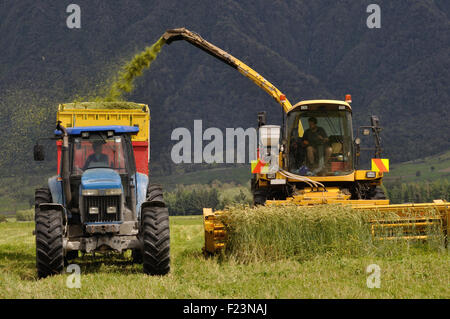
56,121 -> 72,206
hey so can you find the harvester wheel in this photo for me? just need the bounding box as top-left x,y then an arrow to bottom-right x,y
371,186 -> 386,200
35,209 -> 64,278
253,189 -> 267,206
142,205 -> 170,275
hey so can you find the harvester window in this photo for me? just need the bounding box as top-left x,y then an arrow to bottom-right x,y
287,108 -> 353,176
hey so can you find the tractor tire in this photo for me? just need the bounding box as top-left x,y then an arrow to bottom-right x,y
253,189 -> 267,206
34,187 -> 52,219
131,249 -> 143,263
35,209 -> 64,278
142,205 -> 170,275
371,186 -> 387,200
65,250 -> 78,261
146,184 -> 164,203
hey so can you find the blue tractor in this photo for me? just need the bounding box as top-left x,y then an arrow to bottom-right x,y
33,122 -> 170,278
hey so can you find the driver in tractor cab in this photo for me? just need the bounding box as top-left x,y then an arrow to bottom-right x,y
82,141 -> 109,170
302,117 -> 332,169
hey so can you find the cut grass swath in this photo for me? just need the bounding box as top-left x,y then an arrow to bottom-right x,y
218,204 -> 446,262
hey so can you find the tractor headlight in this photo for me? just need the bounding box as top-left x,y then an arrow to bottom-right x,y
105,189 -> 122,196
106,206 -> 117,214
82,189 -> 122,196
366,171 -> 376,178
82,189 -> 99,196
89,207 -> 99,214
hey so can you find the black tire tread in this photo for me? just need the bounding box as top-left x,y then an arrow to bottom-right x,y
146,184 -> 164,203
142,205 -> 170,275
35,209 -> 64,278
371,186 -> 387,200
34,188 -> 52,219
252,189 -> 267,206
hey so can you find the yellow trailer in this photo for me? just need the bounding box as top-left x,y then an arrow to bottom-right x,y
56,102 -> 150,175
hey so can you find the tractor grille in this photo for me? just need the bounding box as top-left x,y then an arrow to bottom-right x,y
83,195 -> 121,223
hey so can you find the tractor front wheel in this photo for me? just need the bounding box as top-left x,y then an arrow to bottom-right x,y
35,209 -> 64,278
142,205 -> 170,275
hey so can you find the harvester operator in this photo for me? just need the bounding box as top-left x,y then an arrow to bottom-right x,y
302,117 -> 332,168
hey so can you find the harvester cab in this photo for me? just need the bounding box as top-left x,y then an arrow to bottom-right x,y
253,98 -> 388,205
33,103 -> 170,278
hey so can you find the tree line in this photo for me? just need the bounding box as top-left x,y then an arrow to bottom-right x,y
164,185 -> 252,216
384,179 -> 449,204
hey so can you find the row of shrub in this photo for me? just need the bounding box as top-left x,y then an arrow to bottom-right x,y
385,179 -> 449,204
15,208 -> 34,221
164,184 -> 252,215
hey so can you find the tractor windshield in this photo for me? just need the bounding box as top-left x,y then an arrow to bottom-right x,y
71,134 -> 128,175
287,105 -> 354,176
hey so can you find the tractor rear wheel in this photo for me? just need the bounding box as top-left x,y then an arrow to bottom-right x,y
131,249 -> 143,263
34,188 -> 52,218
146,184 -> 164,204
65,250 -> 78,262
142,205 -> 170,275
35,209 -> 64,278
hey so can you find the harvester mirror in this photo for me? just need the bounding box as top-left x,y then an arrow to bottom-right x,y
371,115 -> 380,128
257,111 -> 267,127
363,129 -> 370,136
33,144 -> 45,161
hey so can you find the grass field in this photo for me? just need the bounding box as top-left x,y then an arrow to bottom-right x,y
384,150 -> 450,184
0,215 -> 448,299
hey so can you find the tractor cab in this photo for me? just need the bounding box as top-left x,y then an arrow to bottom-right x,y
285,100 -> 354,177
50,125 -> 147,233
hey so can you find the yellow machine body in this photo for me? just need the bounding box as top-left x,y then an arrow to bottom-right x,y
161,28 -> 449,254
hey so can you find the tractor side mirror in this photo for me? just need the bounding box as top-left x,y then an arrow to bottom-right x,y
34,144 -> 45,161
362,129 -> 370,136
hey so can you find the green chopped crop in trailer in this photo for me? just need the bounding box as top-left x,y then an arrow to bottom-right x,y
61,101 -> 146,110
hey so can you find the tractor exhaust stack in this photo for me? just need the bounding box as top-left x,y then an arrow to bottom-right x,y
56,121 -> 72,207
